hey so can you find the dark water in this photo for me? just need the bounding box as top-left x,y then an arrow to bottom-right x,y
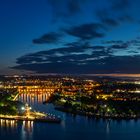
0,93 -> 140,140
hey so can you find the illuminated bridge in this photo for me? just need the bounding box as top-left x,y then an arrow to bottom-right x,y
17,86 -> 58,94
2,83 -> 97,96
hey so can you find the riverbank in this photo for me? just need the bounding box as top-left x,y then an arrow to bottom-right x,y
55,106 -> 139,120
48,91 -> 140,120
0,114 -> 61,123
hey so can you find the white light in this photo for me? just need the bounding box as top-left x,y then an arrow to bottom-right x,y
21,107 -> 25,110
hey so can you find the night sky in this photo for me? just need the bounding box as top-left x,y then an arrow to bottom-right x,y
1,0 -> 140,75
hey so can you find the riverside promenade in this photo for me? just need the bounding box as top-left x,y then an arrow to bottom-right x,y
0,114 -> 61,123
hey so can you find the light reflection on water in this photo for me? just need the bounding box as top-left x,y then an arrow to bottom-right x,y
18,93 -> 51,105
21,121 -> 33,140
0,119 -> 17,129
0,119 -> 34,140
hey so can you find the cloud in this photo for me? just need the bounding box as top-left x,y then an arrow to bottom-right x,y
95,0 -> 135,28
101,18 -> 119,27
32,32 -> 62,44
11,44 -> 111,74
102,40 -> 124,44
101,38 -> 140,47
63,23 -> 105,40
13,53 -> 140,74
13,36 -> 140,74
110,0 -> 130,11
12,0 -> 140,74
118,15 -> 134,22
67,0 -> 81,15
64,41 -> 92,48
111,44 -> 128,49
32,0 -> 136,47
32,21 -> 108,46
47,0 -> 83,21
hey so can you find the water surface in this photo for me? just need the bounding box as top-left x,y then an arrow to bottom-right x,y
0,93 -> 140,140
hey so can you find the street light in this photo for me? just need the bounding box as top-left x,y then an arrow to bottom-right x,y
21,107 -> 25,110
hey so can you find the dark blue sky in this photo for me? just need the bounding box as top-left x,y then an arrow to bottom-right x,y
1,0 -> 140,75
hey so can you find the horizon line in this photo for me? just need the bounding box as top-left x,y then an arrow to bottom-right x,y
2,73 -> 140,78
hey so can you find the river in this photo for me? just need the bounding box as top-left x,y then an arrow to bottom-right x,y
0,93 -> 140,140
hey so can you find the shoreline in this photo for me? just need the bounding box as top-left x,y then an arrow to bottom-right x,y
55,106 -> 139,120
0,115 -> 61,123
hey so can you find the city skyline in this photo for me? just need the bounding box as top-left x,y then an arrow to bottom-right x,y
1,0 -> 140,74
